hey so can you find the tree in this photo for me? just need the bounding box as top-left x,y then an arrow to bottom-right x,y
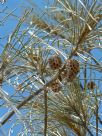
0,0 -> 102,135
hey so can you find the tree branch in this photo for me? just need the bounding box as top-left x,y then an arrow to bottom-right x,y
0,44 -> 79,126
0,70 -> 60,126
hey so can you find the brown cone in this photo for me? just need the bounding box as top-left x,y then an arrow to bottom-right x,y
87,81 -> 96,90
49,55 -> 62,70
50,80 -> 61,92
65,59 -> 80,82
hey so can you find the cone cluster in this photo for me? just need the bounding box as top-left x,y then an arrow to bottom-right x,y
49,55 -> 80,82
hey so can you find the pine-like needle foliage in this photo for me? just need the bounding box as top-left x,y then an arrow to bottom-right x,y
0,0 -> 102,135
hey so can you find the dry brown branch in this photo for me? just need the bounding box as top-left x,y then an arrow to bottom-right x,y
77,14 -> 102,46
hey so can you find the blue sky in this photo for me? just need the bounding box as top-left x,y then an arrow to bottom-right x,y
0,1 -> 48,135
0,0 -> 102,135
0,1 -> 30,135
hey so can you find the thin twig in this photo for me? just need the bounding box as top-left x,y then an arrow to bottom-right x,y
95,91 -> 99,136
44,90 -> 48,136
96,104 -> 98,136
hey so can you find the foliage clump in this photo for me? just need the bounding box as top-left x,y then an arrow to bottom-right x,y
0,0 -> 102,135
